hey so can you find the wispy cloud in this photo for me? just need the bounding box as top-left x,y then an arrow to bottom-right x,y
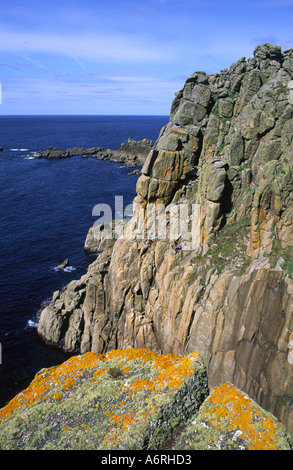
0,26 -> 172,64
1,72 -> 183,114
16,54 -> 50,71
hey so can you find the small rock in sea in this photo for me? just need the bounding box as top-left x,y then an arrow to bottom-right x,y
56,258 -> 69,270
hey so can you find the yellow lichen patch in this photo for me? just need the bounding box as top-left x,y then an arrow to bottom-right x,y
121,352 -> 199,398
104,348 -> 158,364
0,352 -> 102,420
62,377 -> 75,389
152,353 -> 181,369
52,392 -> 63,401
201,382 -> 285,450
158,354 -> 200,389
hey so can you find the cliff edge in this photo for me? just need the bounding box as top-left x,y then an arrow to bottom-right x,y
35,43 -> 293,438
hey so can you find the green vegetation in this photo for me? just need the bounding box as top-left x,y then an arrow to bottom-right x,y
269,239 -> 293,276
188,217 -> 252,276
209,217 -> 251,274
218,142 -> 227,152
186,182 -> 198,200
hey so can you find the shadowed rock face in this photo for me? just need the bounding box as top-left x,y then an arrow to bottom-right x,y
37,44 -> 293,437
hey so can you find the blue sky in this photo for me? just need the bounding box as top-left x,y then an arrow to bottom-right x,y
1,0 -> 293,115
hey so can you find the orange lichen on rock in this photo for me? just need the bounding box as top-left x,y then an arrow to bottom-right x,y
0,348 -> 209,450
103,348 -> 158,364
0,352 -> 102,420
199,382 -> 289,450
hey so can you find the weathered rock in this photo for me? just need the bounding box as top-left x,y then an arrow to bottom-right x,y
0,349 -> 208,450
133,44 -> 293,254
171,382 -> 292,450
30,139 -> 153,169
84,220 -> 128,254
1,350 -> 290,450
56,258 -> 69,270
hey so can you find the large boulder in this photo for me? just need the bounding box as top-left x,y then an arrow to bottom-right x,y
0,350 -> 290,450
171,382 -> 292,450
0,349 -> 208,450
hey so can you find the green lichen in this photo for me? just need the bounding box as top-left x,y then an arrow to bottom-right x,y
170,382 -> 292,450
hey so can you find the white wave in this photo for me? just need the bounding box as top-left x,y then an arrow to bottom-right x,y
10,148 -> 29,151
63,266 -> 77,272
26,156 -> 35,160
26,319 -> 38,328
52,265 -> 76,272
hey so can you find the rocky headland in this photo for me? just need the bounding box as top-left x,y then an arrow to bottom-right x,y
2,43 -> 293,450
29,138 -> 153,172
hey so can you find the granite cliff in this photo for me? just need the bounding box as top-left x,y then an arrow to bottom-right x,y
25,43 -> 293,441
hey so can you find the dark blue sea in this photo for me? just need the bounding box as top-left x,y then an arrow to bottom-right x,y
0,115 -> 168,408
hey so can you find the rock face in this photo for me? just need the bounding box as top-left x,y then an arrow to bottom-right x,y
37,44 -> 293,438
0,349 -> 291,450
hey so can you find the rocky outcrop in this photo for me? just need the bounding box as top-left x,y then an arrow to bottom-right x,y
30,138 -> 153,169
36,44 -> 293,438
56,258 -> 69,271
0,349 -> 208,450
171,382 -> 292,450
30,146 -> 102,159
134,44 -> 293,255
0,349 -> 291,450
